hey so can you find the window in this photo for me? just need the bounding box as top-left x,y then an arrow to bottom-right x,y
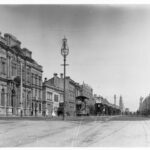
39,103 -> 41,113
1,89 -> 5,106
47,92 -> 52,101
32,74 -> 35,85
39,90 -> 41,99
33,88 -> 35,98
31,89 -> 34,98
27,72 -> 30,83
35,75 -> 37,85
31,74 -> 33,84
35,89 -> 37,97
17,63 -> 21,77
27,92 -> 30,108
54,94 -> 59,102
27,92 -> 30,100
12,63 -> 17,76
0,57 -> 6,75
39,77 -> 41,86
27,68 -> 30,83
60,94 -> 63,102
2,62 -> 6,75
22,66 -> 25,82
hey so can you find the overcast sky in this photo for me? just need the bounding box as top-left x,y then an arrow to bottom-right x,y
1,5 -> 150,111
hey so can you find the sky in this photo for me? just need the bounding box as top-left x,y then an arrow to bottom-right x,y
0,5 -> 150,111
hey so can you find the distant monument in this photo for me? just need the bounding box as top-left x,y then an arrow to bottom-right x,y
119,95 -> 124,113
139,96 -> 143,112
114,94 -> 116,105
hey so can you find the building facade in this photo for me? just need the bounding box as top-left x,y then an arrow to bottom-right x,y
80,82 -> 93,100
65,76 -> 81,116
42,75 -> 63,117
43,73 -> 81,116
0,33 -> 43,116
139,95 -> 150,115
80,82 -> 93,107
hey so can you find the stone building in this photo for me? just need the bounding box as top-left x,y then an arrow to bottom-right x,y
139,95 -> 150,115
65,76 -> 81,116
42,74 -> 64,117
80,82 -> 93,105
80,82 -> 93,99
0,32 -> 43,116
43,73 -> 81,116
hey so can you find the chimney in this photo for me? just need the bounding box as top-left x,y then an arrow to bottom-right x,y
54,73 -> 58,77
60,73 -> 63,78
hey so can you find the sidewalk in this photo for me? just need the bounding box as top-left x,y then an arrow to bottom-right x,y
0,115 -> 63,121
0,115 -> 120,121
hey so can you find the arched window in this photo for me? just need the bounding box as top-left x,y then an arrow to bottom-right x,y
1,88 -> 5,106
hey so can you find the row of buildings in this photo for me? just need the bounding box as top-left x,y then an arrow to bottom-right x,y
0,32 -> 94,117
139,96 -> 150,115
94,94 -> 125,115
42,74 -> 93,116
0,32 -> 122,117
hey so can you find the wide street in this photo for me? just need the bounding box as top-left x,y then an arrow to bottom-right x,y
0,116 -> 150,147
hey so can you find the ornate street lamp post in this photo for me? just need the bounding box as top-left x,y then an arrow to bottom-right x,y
61,37 -> 69,120
20,62 -> 23,117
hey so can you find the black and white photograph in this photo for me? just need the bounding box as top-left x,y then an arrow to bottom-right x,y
0,1 -> 150,147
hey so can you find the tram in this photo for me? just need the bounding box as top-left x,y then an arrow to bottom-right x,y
76,96 -> 89,116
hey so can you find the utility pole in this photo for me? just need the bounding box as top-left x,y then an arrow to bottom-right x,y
20,62 -> 23,117
61,37 -> 69,120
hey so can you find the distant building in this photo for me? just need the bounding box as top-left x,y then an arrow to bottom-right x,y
80,82 -> 93,100
119,95 -> 124,113
0,32 -> 43,116
94,95 -> 121,115
80,82 -> 93,106
139,95 -> 150,115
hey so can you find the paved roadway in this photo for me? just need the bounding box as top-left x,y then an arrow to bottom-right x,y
0,116 -> 150,147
